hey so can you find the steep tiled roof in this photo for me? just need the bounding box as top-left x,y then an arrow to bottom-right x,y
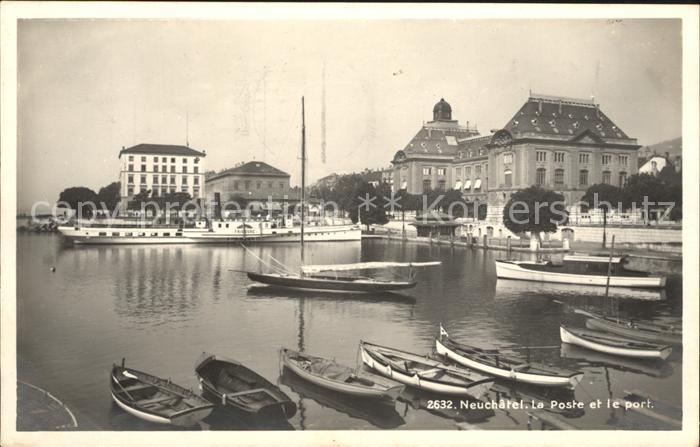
119,143 -> 206,157
502,94 -> 632,141
402,125 -> 479,156
206,161 -> 289,182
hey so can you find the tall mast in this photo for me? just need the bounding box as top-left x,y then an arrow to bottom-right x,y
300,96 -> 306,274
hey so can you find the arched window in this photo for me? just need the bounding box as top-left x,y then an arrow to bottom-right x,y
618,171 -> 627,187
504,169 -> 512,187
602,171 -> 611,185
554,168 -> 564,185
535,168 -> 546,186
579,169 -> 588,186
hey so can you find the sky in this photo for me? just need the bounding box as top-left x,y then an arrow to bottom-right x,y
17,18 -> 682,212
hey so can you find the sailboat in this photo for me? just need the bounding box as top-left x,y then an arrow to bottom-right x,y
246,97 -> 440,293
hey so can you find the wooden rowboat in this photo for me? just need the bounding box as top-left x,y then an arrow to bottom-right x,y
359,341 -> 494,398
435,327 -> 583,389
559,326 -> 672,360
578,311 -> 682,345
110,362 -> 214,427
194,352 -> 296,420
280,348 -> 404,402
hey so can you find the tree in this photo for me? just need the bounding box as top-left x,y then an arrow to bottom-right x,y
126,189 -> 152,210
502,186 -> 568,242
349,182 -> 388,230
57,186 -> 98,218
581,183 -> 623,247
96,182 -> 121,212
620,174 -> 671,223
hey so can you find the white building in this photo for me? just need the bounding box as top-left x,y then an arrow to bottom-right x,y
118,143 -> 206,210
638,155 -> 672,176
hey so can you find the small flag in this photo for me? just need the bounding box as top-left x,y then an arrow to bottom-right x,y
439,324 -> 449,338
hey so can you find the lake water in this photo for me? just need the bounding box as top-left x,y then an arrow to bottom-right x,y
16,234 -> 683,430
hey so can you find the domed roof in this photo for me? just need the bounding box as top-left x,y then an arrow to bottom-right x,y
432,98 -> 452,121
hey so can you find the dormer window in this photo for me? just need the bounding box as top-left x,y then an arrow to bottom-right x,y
572,121 -> 580,129
568,113 -> 574,119
549,119 -> 556,127
595,123 -> 603,131
583,114 -> 589,120
531,118 -> 538,126
513,120 -> 519,126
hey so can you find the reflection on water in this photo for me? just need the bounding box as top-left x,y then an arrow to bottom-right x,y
17,235 -> 683,430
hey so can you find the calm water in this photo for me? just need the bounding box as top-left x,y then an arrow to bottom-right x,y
17,234 -> 682,430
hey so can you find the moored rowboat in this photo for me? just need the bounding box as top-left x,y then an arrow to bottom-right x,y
435,326 -> 583,389
110,362 -> 214,427
495,257 -> 666,289
559,326 -> 672,360
194,352 -> 296,420
280,348 -> 404,401
360,341 -> 494,398
583,316 -> 682,345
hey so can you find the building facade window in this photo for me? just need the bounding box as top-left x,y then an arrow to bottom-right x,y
170,175 -> 176,184
602,171 -> 611,184
475,165 -> 482,176
422,167 -> 432,176
183,166 -> 188,174
141,164 -> 146,172
128,156 -> 133,162
194,166 -> 199,174
182,176 -> 188,185
128,164 -> 134,172
422,179 -> 432,192
170,157 -> 176,163
153,175 -> 158,184
127,175 -> 134,184
153,157 -> 159,163
536,151 -> 547,162
579,170 -> 588,186
279,182 -> 284,189
268,181 -> 273,188
154,165 -> 159,173
554,168 -> 564,185
504,169 -> 512,187
536,168 -> 546,186
503,153 -> 513,164
602,154 -> 612,165
465,166 -> 471,177
245,180 -> 251,189
256,181 -> 261,189
141,156 -> 146,162
233,181 -> 239,190
127,186 -> 134,195
194,177 -> 199,185
618,155 -> 628,166
182,158 -> 187,163
619,171 -> 627,187
181,185 -> 188,192
170,166 -> 176,173
437,168 -> 446,176
579,153 -> 590,164
456,167 -> 462,178
140,175 -> 146,185
437,180 -> 446,191
161,175 -> 167,184
554,152 -> 565,163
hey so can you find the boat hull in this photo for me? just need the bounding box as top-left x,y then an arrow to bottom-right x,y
560,326 -> 672,360
360,343 -> 492,398
247,272 -> 416,293
435,337 -> 583,389
585,318 -> 682,345
58,224 -> 361,245
495,261 -> 666,289
280,349 -> 403,401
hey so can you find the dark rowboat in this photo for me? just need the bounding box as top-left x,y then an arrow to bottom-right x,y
280,348 -> 404,401
435,326 -> 583,389
560,326 -> 672,360
360,341 -> 494,398
194,352 -> 296,420
247,272 -> 416,293
110,362 -> 214,427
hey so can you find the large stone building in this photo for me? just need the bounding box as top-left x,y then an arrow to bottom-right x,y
391,95 -> 640,215
118,143 -> 206,210
205,161 -> 298,215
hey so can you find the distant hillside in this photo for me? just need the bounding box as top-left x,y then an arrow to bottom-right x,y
639,137 -> 682,158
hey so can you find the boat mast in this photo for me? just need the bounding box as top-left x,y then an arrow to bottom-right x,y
300,96 -> 306,275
